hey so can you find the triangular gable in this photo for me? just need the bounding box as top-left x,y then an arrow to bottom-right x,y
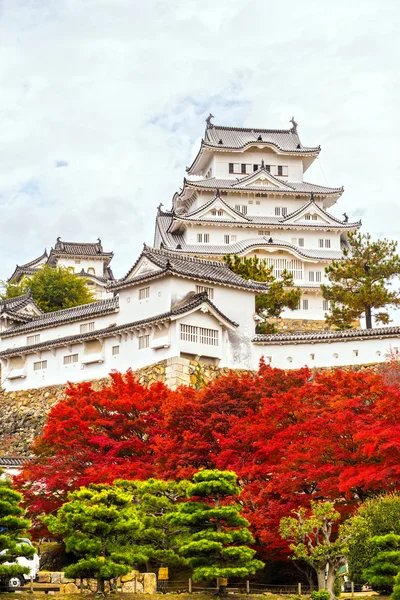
170,297 -> 237,331
231,166 -> 294,190
284,199 -> 349,226
124,256 -> 164,282
185,194 -> 250,223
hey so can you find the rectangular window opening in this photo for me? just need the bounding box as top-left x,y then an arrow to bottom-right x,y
64,354 -> 79,365
80,322 -> 95,334
139,287 -> 150,300
34,360 -> 47,371
138,334 -> 150,349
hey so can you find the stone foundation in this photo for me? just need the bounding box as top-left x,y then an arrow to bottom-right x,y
40,570 -> 156,594
0,356 -> 383,460
269,317 -> 361,334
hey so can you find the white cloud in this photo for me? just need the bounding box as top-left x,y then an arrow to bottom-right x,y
0,0 -> 399,291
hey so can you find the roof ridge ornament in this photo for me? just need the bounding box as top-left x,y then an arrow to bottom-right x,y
343,212 -> 349,223
205,113 -> 214,129
261,159 -> 265,169
215,188 -> 220,198
290,116 -> 298,133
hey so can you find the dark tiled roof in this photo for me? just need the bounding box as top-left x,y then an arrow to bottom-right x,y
252,325 -> 400,344
8,250 -> 48,283
204,125 -> 320,153
183,177 -> 343,196
47,238 -> 114,267
2,297 -> 119,338
0,293 -> 238,358
109,246 -> 269,293
0,293 -> 43,323
0,456 -> 25,466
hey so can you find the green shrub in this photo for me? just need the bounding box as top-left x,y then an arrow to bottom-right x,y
311,590 -> 331,600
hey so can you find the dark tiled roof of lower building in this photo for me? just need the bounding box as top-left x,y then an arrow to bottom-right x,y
47,238 -> 114,267
0,456 -> 26,467
252,325 -> 400,344
2,297 -> 119,338
0,293 -> 237,358
109,246 -> 269,293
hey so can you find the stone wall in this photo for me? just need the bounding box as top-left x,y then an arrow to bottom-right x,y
0,355 -> 382,459
269,317 -> 361,333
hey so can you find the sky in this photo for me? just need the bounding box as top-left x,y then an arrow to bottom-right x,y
0,0 -> 399,283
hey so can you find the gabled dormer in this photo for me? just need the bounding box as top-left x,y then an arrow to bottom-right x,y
183,192 -> 250,223
283,197 -> 361,229
231,163 -> 295,191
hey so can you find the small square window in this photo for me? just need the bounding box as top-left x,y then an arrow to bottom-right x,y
138,334 -> 150,350
139,287 -> 150,300
112,345 -> 120,356
34,360 -> 47,371
253,164 -> 259,172
312,215 -> 318,220
80,322 -> 95,334
298,238 -> 304,247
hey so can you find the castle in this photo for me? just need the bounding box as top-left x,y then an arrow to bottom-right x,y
1,117 -> 399,392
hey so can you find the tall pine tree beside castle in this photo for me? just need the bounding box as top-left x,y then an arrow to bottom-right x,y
168,470 -> 264,591
0,473 -> 35,588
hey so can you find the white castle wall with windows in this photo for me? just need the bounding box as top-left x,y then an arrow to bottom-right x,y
1,117 -> 398,391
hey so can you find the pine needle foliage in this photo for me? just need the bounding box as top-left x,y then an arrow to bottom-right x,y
362,534 -> 400,593
168,469 -> 264,585
223,254 -> 301,333
116,479 -> 190,570
0,473 -> 34,583
322,232 -> 400,329
43,483 -> 142,593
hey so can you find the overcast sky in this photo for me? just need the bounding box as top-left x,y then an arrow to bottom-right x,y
1,0 -> 399,283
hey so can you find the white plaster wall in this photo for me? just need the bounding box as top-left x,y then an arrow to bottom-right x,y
57,256 -> 107,278
252,337 -> 400,371
212,151 -> 304,181
116,278 -> 174,324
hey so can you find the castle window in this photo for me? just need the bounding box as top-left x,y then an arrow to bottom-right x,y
302,299 -> 309,310
241,164 -> 246,174
282,207 -> 288,216
235,205 -> 248,215
275,207 -> 281,216
305,214 -> 311,220
34,360 -> 47,371
312,215 -> 318,220
195,285 -> 214,299
298,238 -> 304,247
325,239 -> 331,248
353,349 -> 359,357
310,353 -> 315,360
319,239 -> 324,248
277,165 -> 288,176
253,164 -> 259,171
64,354 -> 79,365
231,235 -> 237,242
323,300 -> 330,311
258,230 -> 270,236
138,334 -> 150,349
139,287 -> 150,300
112,345 -> 120,356
80,321 -> 95,333
197,233 -> 210,243
75,259 -> 81,264
27,334 -> 40,345
180,324 -> 219,346
319,239 -> 331,249
229,163 -> 234,173
218,210 -> 223,216
224,235 -> 230,244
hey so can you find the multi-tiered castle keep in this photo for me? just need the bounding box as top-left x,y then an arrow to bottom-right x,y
1,117 -> 399,391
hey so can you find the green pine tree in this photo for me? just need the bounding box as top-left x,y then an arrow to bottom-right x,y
0,472 -> 35,588
391,571 -> 400,600
224,254 -> 301,333
322,232 -> 400,329
43,483 -> 142,594
362,534 -> 400,594
168,469 -> 264,591
117,479 -> 190,571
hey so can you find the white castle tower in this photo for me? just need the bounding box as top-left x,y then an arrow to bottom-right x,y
154,115 -> 361,327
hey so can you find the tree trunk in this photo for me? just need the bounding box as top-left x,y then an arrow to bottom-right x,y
96,578 -> 104,595
317,569 -> 326,592
365,305 -> 372,329
326,569 -> 336,600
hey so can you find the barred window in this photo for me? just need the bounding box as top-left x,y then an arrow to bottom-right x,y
195,285 -> 214,299
34,360 -> 47,371
112,345 -> 120,356
303,299 -> 309,310
323,300 -> 330,311
138,335 -> 150,349
180,324 -> 219,346
63,354 -> 79,365
27,334 -> 40,345
139,287 -> 150,300
80,321 -> 95,334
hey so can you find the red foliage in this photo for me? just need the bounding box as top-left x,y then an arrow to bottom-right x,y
16,362 -> 400,551
16,370 -> 167,533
